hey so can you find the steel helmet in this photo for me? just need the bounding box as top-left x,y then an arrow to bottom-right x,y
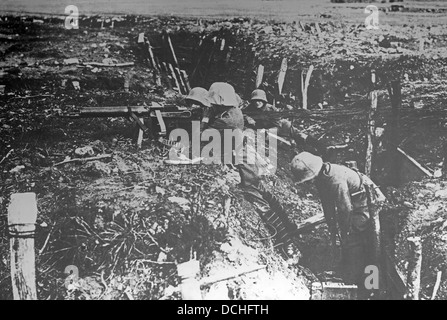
186,87 -> 210,107
207,82 -> 239,107
250,89 -> 268,104
290,152 -> 323,184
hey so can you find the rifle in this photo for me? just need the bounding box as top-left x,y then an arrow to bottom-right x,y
63,102 -> 198,147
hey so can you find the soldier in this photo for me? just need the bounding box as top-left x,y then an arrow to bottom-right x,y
290,152 -> 385,293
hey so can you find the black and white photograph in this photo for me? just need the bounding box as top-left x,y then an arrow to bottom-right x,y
0,0 -> 446,303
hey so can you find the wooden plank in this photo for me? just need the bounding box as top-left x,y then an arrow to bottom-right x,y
397,147 -> 433,184
8,193 -> 38,300
277,58 -> 288,95
311,282 -> 357,300
256,64 -> 264,89
407,236 -> 422,300
168,63 -> 181,93
302,65 -> 314,110
294,212 -> 326,234
164,31 -> 180,69
174,67 -> 187,94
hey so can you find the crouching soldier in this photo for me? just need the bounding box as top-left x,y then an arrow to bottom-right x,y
290,152 -> 385,295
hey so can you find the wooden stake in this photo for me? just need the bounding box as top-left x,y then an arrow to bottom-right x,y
164,31 -> 180,69
174,67 -> 187,94
136,117 -> 145,149
168,63 -> 181,93
419,38 -> 424,52
299,21 -> 306,32
302,65 -> 314,110
256,64 -> 264,89
431,271 -> 442,300
407,236 -> 422,300
180,70 -> 191,93
8,193 -> 38,300
315,22 -> 322,38
277,58 -> 288,95
365,70 -> 378,177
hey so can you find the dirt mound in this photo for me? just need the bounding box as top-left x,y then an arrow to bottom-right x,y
383,178 -> 447,300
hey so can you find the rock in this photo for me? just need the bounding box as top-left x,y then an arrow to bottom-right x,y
435,190 -> 447,199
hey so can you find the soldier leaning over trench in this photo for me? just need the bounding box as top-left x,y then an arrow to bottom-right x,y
241,89 -> 338,257
290,152 -> 386,296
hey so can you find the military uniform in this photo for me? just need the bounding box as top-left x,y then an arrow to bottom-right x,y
291,152 -> 385,291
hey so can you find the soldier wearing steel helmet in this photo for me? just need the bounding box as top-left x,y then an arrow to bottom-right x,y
290,152 -> 385,293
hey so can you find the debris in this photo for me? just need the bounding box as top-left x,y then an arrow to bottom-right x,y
9,165 -> 25,173
155,186 -> 166,195
0,149 -> 14,165
53,154 -> 112,167
0,85 -> 5,95
311,282 -> 357,300
168,197 -> 190,210
72,81 -> 80,90
434,190 -> 447,199
83,61 -> 134,67
75,146 -> 95,157
64,58 -> 79,65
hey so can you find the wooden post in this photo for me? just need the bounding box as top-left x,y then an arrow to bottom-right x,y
164,31 -> 180,69
177,260 -> 202,300
8,193 -> 38,300
136,117 -> 145,149
256,64 -> 264,89
302,65 -> 314,110
365,70 -> 378,177
406,236 -> 422,300
442,142 -> 447,179
277,58 -> 288,95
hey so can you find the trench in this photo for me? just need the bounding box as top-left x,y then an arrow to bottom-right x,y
149,24 -> 446,298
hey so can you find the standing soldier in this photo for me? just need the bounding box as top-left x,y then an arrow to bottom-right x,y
290,152 -> 385,294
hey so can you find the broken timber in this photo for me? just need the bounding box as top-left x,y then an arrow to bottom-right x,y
396,147 -> 433,185
301,65 -> 314,110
